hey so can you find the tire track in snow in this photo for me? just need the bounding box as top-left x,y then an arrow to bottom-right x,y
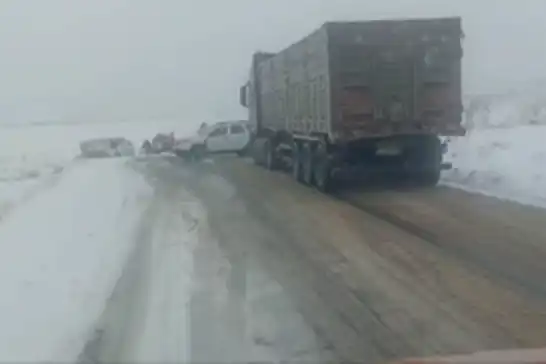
78,161 -> 202,363
77,186 -> 159,364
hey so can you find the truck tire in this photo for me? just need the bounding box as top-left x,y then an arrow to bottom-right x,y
302,143 -> 314,185
407,135 -> 442,187
264,138 -> 277,170
416,168 -> 441,186
292,142 -> 304,182
252,138 -> 267,166
313,143 -> 333,193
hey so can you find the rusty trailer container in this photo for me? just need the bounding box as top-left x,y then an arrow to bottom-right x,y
240,17 -> 465,191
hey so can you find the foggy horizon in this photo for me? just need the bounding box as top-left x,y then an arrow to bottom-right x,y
1,0 -> 546,126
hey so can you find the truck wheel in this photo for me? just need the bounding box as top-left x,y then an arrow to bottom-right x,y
410,136 -> 442,187
252,138 -> 266,166
416,168 -> 441,186
313,143 -> 333,193
264,139 -> 277,170
292,142 -> 303,182
302,143 -> 314,185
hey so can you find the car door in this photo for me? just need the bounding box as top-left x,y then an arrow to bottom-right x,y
227,124 -> 250,151
205,125 -> 229,152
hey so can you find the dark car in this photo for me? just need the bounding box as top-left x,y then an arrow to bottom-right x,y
151,132 -> 175,153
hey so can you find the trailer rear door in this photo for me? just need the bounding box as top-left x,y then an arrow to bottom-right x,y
328,19 -> 464,140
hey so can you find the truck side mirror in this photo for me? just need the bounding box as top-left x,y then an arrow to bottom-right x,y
239,85 -> 248,107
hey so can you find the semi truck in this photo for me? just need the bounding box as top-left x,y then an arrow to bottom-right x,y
239,17 -> 465,191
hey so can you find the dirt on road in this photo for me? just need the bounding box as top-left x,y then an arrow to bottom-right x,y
134,155 -> 546,363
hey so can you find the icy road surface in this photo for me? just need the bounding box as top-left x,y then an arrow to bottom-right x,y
86,156 -> 328,363
125,155 -> 546,363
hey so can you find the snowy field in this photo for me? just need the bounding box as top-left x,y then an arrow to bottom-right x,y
0,121 -> 194,220
444,88 -> 546,208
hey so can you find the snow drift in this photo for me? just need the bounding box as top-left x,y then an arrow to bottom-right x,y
444,86 -> 546,208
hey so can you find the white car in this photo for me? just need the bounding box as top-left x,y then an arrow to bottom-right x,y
115,139 -> 136,157
174,121 -> 252,159
79,137 -> 134,158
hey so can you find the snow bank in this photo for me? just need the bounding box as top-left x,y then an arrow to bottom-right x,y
444,126 -> 546,207
444,89 -> 546,208
0,159 -> 153,361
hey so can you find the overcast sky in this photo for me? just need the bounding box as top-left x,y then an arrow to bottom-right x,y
1,0 -> 546,125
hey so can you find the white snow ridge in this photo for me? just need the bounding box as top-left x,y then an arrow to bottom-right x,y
444,87 -> 546,208
0,159 -> 153,361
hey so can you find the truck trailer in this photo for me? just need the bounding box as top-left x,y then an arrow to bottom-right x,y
239,17 -> 465,191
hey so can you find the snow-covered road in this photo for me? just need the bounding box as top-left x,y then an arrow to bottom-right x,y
85,157 -> 325,363
0,152 -> 324,362
0,120 -> 324,363
0,159 -> 153,361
